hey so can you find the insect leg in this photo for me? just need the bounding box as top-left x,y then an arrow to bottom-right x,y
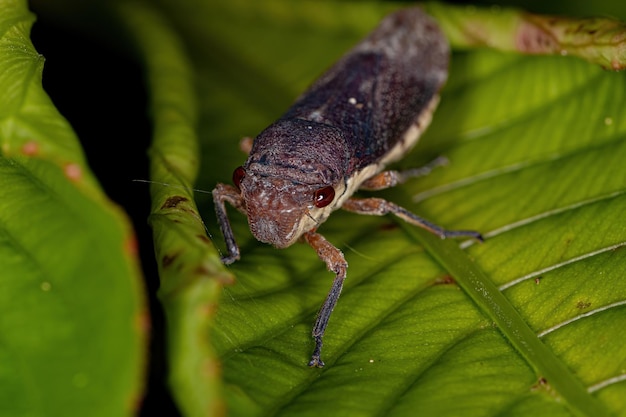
212,183 -> 246,264
360,156 -> 449,191
342,197 -> 483,241
302,230 -> 348,368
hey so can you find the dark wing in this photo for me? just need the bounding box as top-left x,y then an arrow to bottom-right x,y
282,8 -> 449,173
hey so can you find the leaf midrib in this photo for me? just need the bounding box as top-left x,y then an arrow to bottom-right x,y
411,227 -> 614,417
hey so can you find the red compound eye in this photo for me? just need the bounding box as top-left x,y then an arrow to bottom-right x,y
232,166 -> 245,190
314,186 -> 335,208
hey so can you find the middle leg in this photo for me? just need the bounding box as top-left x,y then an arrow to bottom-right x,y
359,156 -> 449,191
341,197 -> 483,241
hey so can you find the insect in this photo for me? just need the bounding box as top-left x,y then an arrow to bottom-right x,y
212,7 -> 482,367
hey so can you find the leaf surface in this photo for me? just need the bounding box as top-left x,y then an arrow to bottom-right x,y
0,2 -> 147,416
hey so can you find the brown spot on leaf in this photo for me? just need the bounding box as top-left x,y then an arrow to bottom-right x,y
435,274 -> 456,285
135,308 -> 151,334
193,265 -> 234,284
378,222 -> 399,231
203,357 -> 221,378
198,302 -> 217,318
576,300 -> 591,309
21,140 -> 39,156
531,376 -> 549,391
610,59 -> 625,71
162,253 -> 178,268
64,163 -> 82,181
197,234 -> 211,244
124,235 -> 139,257
161,196 -> 188,209
516,21 -> 558,53
194,263 -> 211,276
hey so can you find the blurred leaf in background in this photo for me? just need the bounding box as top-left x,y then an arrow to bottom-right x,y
0,1 -> 147,417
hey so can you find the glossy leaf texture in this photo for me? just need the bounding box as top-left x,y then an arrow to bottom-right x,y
0,1 -> 147,416
171,1 -> 626,417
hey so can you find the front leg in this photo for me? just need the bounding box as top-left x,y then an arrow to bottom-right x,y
212,183 -> 246,264
302,230 -> 348,368
360,156 -> 449,191
342,197 -> 483,241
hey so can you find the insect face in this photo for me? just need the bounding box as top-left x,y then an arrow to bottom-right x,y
234,166 -> 340,248
233,119 -> 349,248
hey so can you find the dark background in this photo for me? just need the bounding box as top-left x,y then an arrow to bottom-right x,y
29,13 -> 178,417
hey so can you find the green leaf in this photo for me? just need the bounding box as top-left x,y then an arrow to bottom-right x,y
0,1 -> 147,416
112,3 -> 231,416
161,1 -> 625,416
425,2 -> 626,70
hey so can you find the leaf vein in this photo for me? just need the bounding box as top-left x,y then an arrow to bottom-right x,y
459,190 -> 626,252
587,372 -> 626,393
498,241 -> 626,291
537,299 -> 626,338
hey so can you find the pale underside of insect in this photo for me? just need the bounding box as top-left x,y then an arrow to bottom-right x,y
212,7 -> 482,368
